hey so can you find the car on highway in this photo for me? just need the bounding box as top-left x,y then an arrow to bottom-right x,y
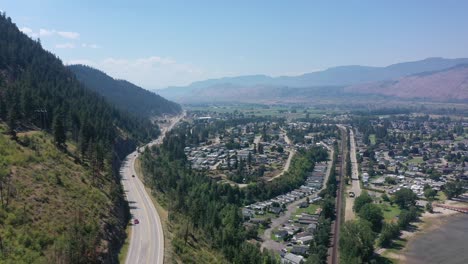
134,219 -> 139,224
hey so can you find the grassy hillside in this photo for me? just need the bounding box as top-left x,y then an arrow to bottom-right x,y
69,65 -> 181,118
0,124 -> 126,263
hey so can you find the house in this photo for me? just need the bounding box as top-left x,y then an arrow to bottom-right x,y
306,223 -> 317,233
269,207 -> 283,215
282,253 -> 304,264
297,235 -> 314,245
274,229 -> 289,240
242,208 -> 255,220
291,245 -> 309,257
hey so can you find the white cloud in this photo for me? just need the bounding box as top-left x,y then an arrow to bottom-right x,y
57,31 -> 80,39
65,59 -> 95,66
18,26 -> 80,40
39,28 -> 55,37
67,56 -> 205,89
20,27 -> 33,34
55,43 -> 75,49
20,27 -> 38,38
81,43 -> 100,49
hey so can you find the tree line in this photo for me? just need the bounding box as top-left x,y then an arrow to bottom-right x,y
141,125 -> 329,263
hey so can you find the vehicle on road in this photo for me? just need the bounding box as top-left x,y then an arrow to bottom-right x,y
132,175 -> 135,178
134,219 -> 139,224
349,191 -> 355,197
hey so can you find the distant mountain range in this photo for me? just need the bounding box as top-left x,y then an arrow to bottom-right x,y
158,57 -> 468,103
345,64 -> 468,101
69,65 -> 181,117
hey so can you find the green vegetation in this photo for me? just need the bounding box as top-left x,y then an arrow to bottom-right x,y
140,126 -> 317,263
393,188 -> 418,209
339,220 -> 376,263
293,204 -> 320,219
377,203 -> 401,223
69,65 -> 181,117
369,134 -> 376,145
443,180 -> 465,199
405,157 -> 424,164
0,126 -> 125,263
343,186 -> 421,263
353,191 -> 373,213
357,203 -> 384,232
306,142 -> 338,264
0,13 -> 167,263
186,104 -> 335,119
0,15 -> 158,150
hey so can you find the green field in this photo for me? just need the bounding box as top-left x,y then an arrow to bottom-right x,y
252,212 -> 277,220
185,104 -> 337,119
405,157 -> 424,165
378,202 -> 402,223
292,203 -> 321,220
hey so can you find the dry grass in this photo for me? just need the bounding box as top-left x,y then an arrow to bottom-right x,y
0,124 -> 118,262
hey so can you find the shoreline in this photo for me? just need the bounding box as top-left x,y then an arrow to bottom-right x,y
380,201 -> 463,263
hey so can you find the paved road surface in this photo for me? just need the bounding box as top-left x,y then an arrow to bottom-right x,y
344,128 -> 362,221
266,131 -> 295,182
122,113 -> 184,264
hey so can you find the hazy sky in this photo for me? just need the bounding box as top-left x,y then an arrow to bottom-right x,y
2,0 -> 468,89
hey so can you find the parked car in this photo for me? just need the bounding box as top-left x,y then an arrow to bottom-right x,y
349,191 -> 355,197
134,219 -> 139,224
132,175 -> 135,178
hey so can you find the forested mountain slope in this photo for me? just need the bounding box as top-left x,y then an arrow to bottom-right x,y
69,65 -> 181,118
0,13 -> 159,263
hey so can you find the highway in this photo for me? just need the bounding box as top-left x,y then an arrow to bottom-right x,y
121,113 -> 184,264
344,128 -> 362,221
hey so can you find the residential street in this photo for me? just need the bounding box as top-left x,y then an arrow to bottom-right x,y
261,144 -> 334,252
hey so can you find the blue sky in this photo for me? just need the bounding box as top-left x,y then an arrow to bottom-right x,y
1,0 -> 468,89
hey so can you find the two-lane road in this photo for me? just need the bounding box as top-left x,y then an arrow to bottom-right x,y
121,113 -> 184,264
121,152 -> 164,264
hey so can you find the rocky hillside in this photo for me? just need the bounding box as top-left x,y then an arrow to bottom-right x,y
158,57 -> 468,103
345,65 -> 468,101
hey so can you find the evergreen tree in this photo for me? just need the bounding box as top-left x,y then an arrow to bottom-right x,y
53,111 -> 66,147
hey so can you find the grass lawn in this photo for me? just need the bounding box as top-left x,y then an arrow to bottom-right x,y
258,225 -> 266,237
378,202 -> 402,223
270,227 -> 280,241
435,191 -> 447,202
369,134 -> 376,145
292,203 -> 321,220
405,157 -> 424,165
253,212 -> 277,220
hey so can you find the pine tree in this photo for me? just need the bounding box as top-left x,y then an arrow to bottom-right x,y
53,112 -> 66,148
0,96 -> 6,120
7,106 -> 18,140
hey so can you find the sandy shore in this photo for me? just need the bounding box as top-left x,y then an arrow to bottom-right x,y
382,201 -> 467,263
